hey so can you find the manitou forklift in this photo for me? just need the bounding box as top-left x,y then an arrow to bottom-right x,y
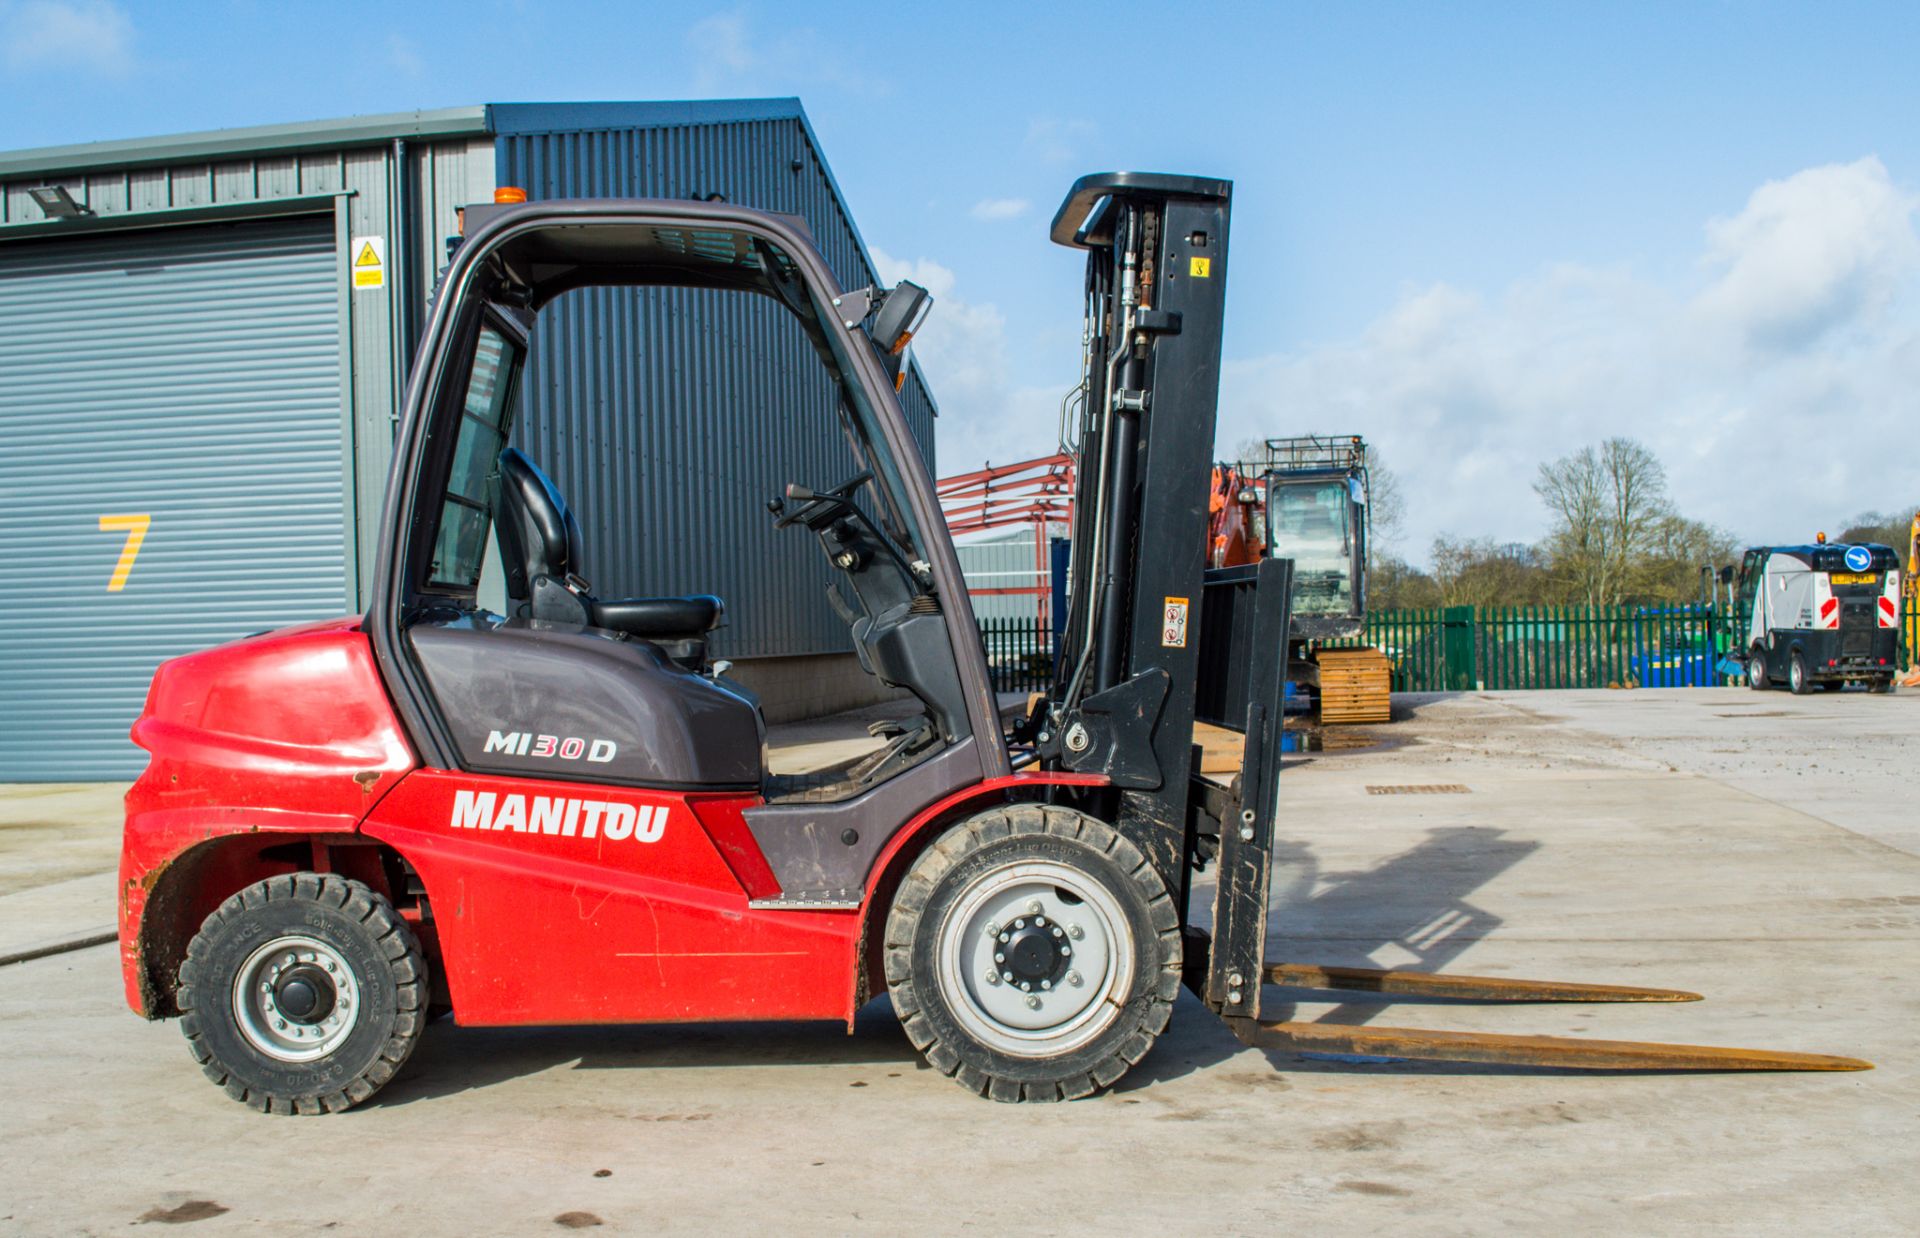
118,173 -> 1864,1115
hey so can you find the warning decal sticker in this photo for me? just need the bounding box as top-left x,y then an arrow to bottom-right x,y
351,236 -> 386,290
1162,596 -> 1190,648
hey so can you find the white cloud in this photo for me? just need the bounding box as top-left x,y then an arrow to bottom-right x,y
685,9 -> 885,97
386,33 -> 424,78
686,11 -> 753,85
1,0 -> 132,76
1217,157 -> 1920,561
1693,156 -> 1920,348
970,197 -> 1031,222
1025,117 -> 1097,163
873,246 -> 1068,471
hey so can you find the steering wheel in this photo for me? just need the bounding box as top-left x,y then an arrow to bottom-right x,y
770,470 -> 874,529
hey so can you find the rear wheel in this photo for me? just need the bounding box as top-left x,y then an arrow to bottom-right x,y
177,873 -> 426,1114
1869,676 -> 1895,694
884,805 -> 1180,1102
1789,651 -> 1813,695
1747,649 -> 1770,691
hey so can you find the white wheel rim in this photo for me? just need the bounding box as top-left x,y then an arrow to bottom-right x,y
231,934 -> 362,1063
934,859 -> 1134,1058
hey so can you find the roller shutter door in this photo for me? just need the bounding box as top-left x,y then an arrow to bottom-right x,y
0,217 -> 347,780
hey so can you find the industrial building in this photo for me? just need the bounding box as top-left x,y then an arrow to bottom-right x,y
0,100 -> 937,779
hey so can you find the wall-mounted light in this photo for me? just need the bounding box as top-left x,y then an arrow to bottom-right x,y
28,185 -> 91,219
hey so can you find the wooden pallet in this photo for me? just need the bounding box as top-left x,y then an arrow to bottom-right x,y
1314,647 -> 1392,724
1192,721 -> 1246,776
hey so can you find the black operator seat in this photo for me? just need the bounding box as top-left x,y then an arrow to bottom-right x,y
492,448 -> 724,650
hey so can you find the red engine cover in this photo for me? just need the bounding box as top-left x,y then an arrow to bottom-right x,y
118,618 -> 416,1012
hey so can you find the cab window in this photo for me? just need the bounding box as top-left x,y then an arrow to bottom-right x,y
428,322 -> 522,590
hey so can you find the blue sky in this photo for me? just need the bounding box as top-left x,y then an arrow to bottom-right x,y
4,1 -> 1917,559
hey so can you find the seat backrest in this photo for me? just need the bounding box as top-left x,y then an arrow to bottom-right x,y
494,447 -> 584,601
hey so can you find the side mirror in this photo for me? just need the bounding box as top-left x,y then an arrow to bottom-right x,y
872,281 -> 932,356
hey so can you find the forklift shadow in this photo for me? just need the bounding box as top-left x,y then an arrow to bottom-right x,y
379,825 -> 1542,1105
1260,825 -> 1540,1030
376,1002 -> 924,1108
1119,825 -> 1543,1086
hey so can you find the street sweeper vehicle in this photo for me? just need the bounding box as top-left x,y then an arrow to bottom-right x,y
117,173 -> 1867,1114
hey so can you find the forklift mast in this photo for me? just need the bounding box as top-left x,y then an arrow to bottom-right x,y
1037,173 -> 1292,1027
1042,174 -> 1232,868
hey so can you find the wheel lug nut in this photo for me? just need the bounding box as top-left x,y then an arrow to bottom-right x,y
1035,916 -> 1046,927
1026,995 -> 1042,1010
275,1019 -> 287,1030
1068,971 -> 1083,987
985,971 -> 1001,986
1040,979 -> 1052,990
1051,926 -> 1063,937
1026,900 -> 1043,915
1013,919 -> 1025,929
994,952 -> 1005,963
1069,925 -> 1084,940
325,962 -> 336,972
1020,982 -> 1031,992
998,932 -> 1010,943
1002,972 -> 1014,983
1061,946 -> 1071,957
984,923 -> 1000,938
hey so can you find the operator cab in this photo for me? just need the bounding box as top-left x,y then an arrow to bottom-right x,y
381,208 -> 983,821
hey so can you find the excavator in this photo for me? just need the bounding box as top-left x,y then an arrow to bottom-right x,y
116,171 -> 1865,1115
1209,437 -> 1392,723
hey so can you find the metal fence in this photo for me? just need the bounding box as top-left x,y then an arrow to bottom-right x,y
1327,600 -> 1917,692
978,618 -> 1055,694
981,599 -> 1916,697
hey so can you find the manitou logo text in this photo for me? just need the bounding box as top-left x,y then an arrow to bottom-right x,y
484,730 -> 617,763
449,790 -> 668,842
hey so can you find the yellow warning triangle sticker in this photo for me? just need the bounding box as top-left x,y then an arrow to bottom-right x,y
354,243 -> 381,268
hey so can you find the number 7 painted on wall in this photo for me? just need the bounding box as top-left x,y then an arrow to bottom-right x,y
99,514 -> 151,592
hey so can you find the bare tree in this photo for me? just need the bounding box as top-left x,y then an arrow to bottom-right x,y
1430,536 -> 1548,609
1534,438 -> 1671,607
1361,444 -> 1405,556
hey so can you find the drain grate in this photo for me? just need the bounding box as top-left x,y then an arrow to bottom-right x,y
1365,784 -> 1471,795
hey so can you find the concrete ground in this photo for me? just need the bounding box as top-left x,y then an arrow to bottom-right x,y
1,688 -> 1914,1235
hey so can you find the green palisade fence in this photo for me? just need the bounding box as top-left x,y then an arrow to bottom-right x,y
1323,599 -> 1916,691
980,600 -> 1915,696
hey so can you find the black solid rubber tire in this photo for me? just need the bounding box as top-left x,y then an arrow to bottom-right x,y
177,873 -> 427,1115
1747,649 -> 1770,691
1869,677 -> 1895,694
1789,651 -> 1813,695
883,804 -> 1181,1103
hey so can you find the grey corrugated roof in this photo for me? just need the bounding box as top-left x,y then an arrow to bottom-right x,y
0,99 -> 811,179
0,106 -> 491,178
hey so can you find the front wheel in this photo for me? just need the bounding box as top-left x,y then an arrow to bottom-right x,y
1747,649 -> 1770,691
1789,651 -> 1813,695
177,873 -> 427,1114
884,805 -> 1181,1102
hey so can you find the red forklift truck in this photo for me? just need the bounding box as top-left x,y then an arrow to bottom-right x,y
118,174 -> 1865,1114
